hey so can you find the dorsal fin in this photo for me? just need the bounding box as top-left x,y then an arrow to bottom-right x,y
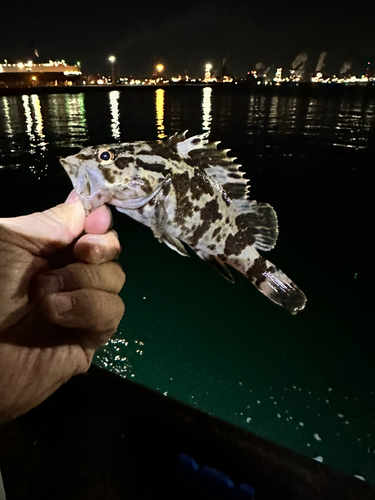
233,199 -> 279,251
166,131 -> 189,151
167,133 -> 250,201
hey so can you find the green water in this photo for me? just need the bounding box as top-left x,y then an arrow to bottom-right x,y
0,87 -> 374,483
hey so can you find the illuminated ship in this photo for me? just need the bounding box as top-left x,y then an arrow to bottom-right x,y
0,60 -> 82,87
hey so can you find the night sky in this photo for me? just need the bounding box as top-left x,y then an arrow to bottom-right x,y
1,0 -> 373,78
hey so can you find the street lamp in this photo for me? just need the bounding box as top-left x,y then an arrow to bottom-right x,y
108,55 -> 116,85
204,63 -> 212,82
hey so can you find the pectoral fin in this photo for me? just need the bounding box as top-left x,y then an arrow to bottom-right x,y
160,233 -> 189,257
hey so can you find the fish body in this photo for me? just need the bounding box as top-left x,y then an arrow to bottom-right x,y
60,132 -> 306,314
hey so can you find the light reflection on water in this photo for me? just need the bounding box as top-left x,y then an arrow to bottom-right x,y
64,93 -> 88,146
202,86 -> 212,132
155,88 -> 166,139
0,88 -> 375,483
109,90 -> 121,141
1,89 -> 375,170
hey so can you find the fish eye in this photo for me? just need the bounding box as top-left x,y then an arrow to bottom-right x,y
98,149 -> 115,163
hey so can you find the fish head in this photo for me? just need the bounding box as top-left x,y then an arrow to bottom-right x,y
60,143 -> 170,213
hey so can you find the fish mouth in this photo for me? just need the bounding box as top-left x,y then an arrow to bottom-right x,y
60,157 -> 84,188
59,157 -> 73,175
60,157 -> 107,213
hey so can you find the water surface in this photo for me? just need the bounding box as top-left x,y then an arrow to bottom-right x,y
0,87 -> 374,483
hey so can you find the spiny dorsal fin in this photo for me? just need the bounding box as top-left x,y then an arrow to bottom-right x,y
233,199 -> 279,251
168,133 -> 250,201
167,131 -> 189,151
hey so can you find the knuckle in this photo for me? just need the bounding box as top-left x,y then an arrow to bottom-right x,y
94,293 -> 125,331
83,264 -> 101,287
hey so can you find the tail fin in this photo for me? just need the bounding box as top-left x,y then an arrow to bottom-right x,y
245,256 -> 307,314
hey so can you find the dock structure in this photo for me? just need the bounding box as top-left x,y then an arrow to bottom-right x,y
0,60 -> 82,87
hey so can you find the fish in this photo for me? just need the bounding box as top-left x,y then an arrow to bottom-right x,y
60,132 -> 307,314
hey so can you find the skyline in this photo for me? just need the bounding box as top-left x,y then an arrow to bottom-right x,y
1,57 -> 372,86
1,0 -> 374,77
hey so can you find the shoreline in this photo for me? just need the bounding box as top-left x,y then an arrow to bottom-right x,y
1,81 -> 375,97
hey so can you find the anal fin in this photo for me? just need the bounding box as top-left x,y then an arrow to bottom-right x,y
196,251 -> 235,283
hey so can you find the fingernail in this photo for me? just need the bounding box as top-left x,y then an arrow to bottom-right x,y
65,190 -> 79,203
53,295 -> 74,315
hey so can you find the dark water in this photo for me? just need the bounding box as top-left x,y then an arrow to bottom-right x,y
0,87 -> 374,483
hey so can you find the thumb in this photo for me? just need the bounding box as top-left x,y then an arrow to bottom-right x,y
0,200 -> 86,256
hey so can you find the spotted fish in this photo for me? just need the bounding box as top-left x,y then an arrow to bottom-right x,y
60,132 -> 307,314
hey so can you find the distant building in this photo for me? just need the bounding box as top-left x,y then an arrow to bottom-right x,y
0,60 -> 82,87
204,63 -> 213,82
216,58 -> 233,82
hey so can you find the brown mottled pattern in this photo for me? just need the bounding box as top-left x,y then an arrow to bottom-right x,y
246,257 -> 269,286
235,213 -> 257,230
184,157 -> 196,168
141,177 -> 153,194
77,153 -> 93,160
101,167 -> 116,183
135,157 -> 170,175
174,196 -> 194,225
115,157 -> 134,170
200,199 -> 222,223
190,220 -> 211,247
222,183 -> 246,200
190,171 -> 214,200
187,200 -> 222,247
139,142 -> 180,162
61,136 -> 307,313
188,148 -> 213,161
116,144 -> 135,155
171,172 -> 190,201
162,182 -> 171,196
224,227 -> 256,256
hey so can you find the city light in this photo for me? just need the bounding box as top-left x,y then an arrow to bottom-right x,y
108,55 -> 116,85
1,56 -> 375,89
204,63 -> 214,82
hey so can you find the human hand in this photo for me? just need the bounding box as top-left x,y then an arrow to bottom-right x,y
0,195 -> 125,424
